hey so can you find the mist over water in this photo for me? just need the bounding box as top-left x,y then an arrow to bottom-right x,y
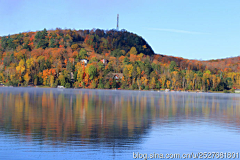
0,88 -> 239,159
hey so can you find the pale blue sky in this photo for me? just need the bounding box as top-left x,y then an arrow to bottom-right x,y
0,0 -> 240,60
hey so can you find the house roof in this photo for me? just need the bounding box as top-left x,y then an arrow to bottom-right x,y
113,73 -> 123,78
106,73 -> 123,79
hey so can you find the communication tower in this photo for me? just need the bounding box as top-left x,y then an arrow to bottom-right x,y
117,14 -> 119,31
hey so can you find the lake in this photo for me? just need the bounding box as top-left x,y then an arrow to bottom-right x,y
0,88 -> 239,160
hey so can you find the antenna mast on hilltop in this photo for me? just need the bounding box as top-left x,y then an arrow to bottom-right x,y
117,14 -> 119,31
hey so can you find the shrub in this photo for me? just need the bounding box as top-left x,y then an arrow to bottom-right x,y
104,82 -> 110,89
65,83 -> 71,88
223,90 -> 229,93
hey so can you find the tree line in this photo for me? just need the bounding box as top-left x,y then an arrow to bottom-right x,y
0,28 -> 239,92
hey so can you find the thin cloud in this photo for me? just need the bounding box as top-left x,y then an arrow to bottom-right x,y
148,28 -> 209,34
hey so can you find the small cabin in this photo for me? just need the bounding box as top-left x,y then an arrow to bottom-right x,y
113,73 -> 123,81
100,59 -> 109,65
106,73 -> 123,81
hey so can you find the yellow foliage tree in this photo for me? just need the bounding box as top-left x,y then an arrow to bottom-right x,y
16,59 -> 25,74
123,64 -> 133,78
49,75 -> 54,87
166,80 -> 171,89
76,62 -> 85,84
150,77 -> 156,89
26,58 -> 35,70
129,47 -> 137,55
24,72 -> 31,85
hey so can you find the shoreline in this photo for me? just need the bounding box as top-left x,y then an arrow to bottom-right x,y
0,85 -> 236,94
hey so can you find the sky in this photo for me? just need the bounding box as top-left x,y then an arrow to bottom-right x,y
0,0 -> 240,60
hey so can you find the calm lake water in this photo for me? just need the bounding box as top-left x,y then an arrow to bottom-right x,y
0,88 -> 239,160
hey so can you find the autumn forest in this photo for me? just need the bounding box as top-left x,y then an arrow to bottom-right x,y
0,28 -> 240,92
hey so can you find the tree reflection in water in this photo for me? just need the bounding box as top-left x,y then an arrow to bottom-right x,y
0,88 -> 240,148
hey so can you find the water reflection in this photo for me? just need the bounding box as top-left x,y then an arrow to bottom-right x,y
0,88 -> 240,146
0,88 -> 240,159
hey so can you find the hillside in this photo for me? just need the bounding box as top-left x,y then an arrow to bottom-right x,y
0,28 -> 239,91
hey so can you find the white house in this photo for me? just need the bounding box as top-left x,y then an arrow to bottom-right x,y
80,59 -> 89,66
101,59 -> 109,65
106,73 -> 123,82
113,73 -> 123,81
